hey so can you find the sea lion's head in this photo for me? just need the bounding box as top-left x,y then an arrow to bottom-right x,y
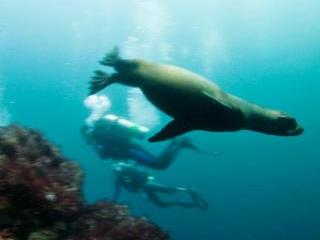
269,111 -> 304,136
247,109 -> 304,136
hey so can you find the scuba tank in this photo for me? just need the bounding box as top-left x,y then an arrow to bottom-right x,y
102,114 -> 149,140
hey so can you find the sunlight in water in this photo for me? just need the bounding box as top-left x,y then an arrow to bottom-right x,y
122,0 -> 172,61
127,88 -> 160,128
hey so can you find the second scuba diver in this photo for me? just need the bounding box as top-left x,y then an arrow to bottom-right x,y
112,162 -> 209,210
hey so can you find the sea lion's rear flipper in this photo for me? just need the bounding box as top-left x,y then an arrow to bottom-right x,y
202,91 -> 233,112
88,70 -> 117,95
100,47 -> 120,66
148,120 -> 192,142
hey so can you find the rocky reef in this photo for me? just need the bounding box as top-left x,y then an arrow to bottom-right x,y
0,125 -> 169,240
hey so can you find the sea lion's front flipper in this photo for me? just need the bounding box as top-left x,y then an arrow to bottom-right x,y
88,70 -> 117,95
202,91 -> 233,112
148,120 -> 192,142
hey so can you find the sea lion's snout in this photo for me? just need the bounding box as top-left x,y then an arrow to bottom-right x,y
291,125 -> 304,135
286,124 -> 304,136
277,115 -> 304,136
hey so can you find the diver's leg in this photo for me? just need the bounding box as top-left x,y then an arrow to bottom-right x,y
127,144 -> 161,169
127,141 -> 181,170
154,138 -> 189,169
128,139 -> 192,170
146,191 -> 197,209
146,182 -> 187,194
146,183 -> 198,209
147,183 -> 209,210
146,192 -> 175,208
127,143 -> 177,169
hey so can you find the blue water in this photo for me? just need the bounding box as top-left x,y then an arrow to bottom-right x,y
1,0 -> 319,239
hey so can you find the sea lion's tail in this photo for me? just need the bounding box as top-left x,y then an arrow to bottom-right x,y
100,47 -> 120,66
89,70 -> 116,95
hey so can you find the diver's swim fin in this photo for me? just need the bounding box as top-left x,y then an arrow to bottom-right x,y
188,189 -> 209,211
100,46 -> 120,66
177,137 -> 220,156
148,120 -> 192,142
88,70 -> 115,95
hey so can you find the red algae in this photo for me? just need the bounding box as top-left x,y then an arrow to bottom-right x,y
69,201 -> 169,240
0,125 -> 168,240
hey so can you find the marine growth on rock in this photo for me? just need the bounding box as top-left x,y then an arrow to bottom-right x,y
0,125 -> 169,240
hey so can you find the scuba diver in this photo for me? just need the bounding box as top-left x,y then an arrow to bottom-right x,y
81,113 -> 200,169
82,94 -> 213,169
112,162 -> 209,210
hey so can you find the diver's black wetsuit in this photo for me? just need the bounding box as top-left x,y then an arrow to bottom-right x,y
112,163 -> 209,210
82,118 -> 192,170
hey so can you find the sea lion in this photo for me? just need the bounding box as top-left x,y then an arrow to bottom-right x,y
89,47 -> 303,142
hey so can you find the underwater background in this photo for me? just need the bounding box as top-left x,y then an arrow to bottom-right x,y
0,0 -> 319,239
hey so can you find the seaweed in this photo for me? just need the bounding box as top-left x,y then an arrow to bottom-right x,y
0,125 -> 168,240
